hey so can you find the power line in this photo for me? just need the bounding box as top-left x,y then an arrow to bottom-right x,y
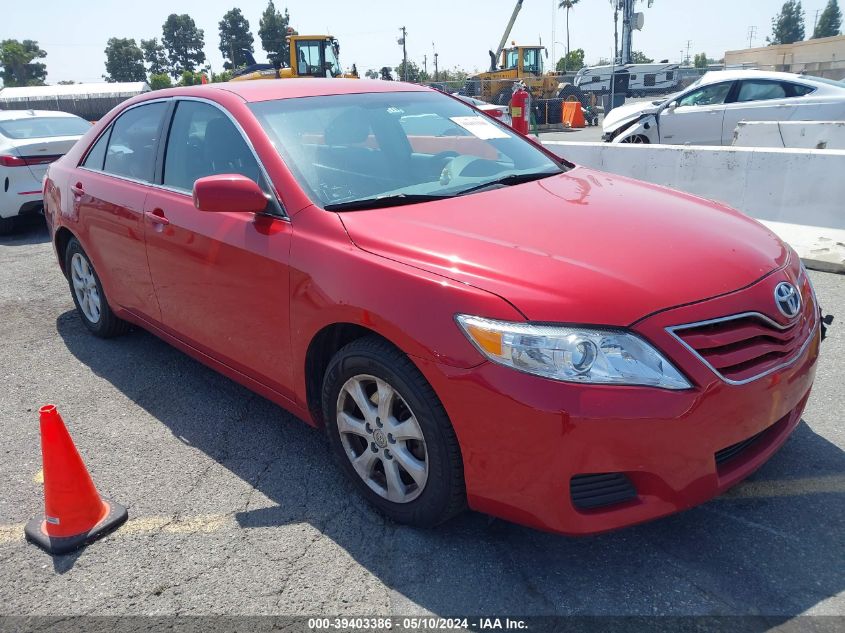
747,25 -> 757,49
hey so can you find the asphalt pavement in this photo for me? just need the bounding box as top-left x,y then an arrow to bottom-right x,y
1,219 -> 843,623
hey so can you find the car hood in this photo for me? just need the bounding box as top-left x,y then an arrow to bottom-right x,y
602,100 -> 662,133
338,168 -> 788,325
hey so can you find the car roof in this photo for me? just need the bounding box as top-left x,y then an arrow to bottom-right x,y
0,109 -> 83,121
149,78 -> 432,104
695,69 -> 840,87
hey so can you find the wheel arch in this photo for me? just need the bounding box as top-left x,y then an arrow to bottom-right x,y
304,322 -> 406,427
54,226 -> 77,277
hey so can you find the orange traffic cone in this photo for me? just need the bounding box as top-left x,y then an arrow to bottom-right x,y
24,405 -> 127,555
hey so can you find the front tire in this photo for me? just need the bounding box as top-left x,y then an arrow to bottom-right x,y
64,238 -> 130,338
322,336 -> 465,527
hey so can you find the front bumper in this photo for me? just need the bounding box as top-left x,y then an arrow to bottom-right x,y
416,267 -> 820,535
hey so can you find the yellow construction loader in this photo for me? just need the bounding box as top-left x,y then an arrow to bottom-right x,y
230,35 -> 358,81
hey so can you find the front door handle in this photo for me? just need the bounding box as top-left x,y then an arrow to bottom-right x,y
146,208 -> 170,226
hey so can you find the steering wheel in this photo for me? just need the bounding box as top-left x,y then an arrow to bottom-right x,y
439,154 -> 488,186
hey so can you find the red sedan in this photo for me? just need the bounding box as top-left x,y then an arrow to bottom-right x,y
43,79 -> 821,535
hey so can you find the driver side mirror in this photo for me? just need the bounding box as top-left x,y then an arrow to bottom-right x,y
666,101 -> 678,112
193,174 -> 269,214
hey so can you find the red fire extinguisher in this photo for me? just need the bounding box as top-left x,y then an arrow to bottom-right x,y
509,84 -> 529,135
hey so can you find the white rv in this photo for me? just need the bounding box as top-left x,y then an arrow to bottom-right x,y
574,63 -> 681,97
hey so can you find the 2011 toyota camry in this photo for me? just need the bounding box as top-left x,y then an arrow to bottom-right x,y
43,79 -> 822,535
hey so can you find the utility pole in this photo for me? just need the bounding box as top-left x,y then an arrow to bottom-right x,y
813,9 -> 821,32
434,51 -> 439,82
747,25 -> 757,49
685,40 -> 692,66
399,26 -> 408,81
423,54 -> 427,77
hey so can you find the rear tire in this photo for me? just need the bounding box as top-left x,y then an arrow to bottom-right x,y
0,217 -> 15,236
64,238 -> 130,338
322,336 -> 465,527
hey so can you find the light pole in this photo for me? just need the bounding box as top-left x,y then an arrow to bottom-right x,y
398,26 -> 408,81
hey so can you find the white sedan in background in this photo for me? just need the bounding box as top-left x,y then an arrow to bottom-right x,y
1,109 -> 90,234
602,70 -> 845,145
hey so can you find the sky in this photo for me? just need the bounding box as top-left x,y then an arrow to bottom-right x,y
1,0 -> 834,84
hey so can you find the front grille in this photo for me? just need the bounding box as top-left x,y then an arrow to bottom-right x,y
668,288 -> 815,384
570,472 -> 637,510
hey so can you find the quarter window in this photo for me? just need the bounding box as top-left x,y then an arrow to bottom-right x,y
163,101 -> 261,192
103,102 -> 167,182
82,130 -> 110,171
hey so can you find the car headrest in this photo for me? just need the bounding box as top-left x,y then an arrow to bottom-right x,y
324,108 -> 371,146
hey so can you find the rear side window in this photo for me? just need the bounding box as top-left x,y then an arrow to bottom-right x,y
103,102 -> 167,182
736,80 -> 788,102
163,101 -> 261,192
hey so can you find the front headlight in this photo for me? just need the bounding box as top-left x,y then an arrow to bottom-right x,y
456,315 -> 691,390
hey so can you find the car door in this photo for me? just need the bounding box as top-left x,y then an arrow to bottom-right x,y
142,99 -> 295,398
657,81 -> 734,145
721,80 -> 799,145
72,101 -> 169,322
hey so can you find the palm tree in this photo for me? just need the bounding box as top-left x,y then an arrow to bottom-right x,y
558,0 -> 581,72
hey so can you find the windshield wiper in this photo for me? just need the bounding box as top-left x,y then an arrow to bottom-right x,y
454,171 -> 560,197
324,193 -> 450,212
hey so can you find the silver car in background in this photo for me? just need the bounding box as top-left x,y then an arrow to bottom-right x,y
602,70 -> 845,145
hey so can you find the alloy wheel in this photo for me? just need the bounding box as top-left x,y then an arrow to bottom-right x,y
70,253 -> 101,324
336,374 -> 429,503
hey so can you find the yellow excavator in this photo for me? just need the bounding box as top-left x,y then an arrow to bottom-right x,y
464,0 -> 585,114
230,34 -> 358,81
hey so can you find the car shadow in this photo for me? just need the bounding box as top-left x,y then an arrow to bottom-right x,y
56,311 -> 845,618
0,217 -> 50,246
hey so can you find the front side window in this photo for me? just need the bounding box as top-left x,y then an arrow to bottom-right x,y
736,80 -> 788,103
678,82 -> 733,107
103,102 -> 167,182
249,91 -> 564,210
163,100 -> 260,192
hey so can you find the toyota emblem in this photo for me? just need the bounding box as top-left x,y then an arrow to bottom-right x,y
774,282 -> 801,319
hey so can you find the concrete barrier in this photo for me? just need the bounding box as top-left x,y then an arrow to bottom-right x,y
543,141 -> 845,273
732,121 -> 845,149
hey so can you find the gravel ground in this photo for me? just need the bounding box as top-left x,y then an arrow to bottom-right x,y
0,219 -> 843,624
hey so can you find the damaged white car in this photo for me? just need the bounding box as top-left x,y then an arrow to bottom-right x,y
602,70 -> 845,145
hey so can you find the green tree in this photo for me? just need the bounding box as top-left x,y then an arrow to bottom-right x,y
178,70 -> 206,86
141,38 -> 168,76
395,59 -> 421,83
364,68 -> 379,79
57,80 -> 77,85
103,38 -> 146,82
693,52 -> 708,68
219,8 -> 254,70
148,72 -> 173,90
0,39 -> 47,86
558,0 -> 581,72
556,48 -> 585,72
211,70 -> 233,83
630,50 -> 654,64
769,0 -> 806,45
162,14 -> 206,78
813,0 -> 842,38
258,1 -> 293,67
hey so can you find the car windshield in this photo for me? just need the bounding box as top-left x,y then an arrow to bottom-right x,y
249,91 -> 564,210
0,116 -> 90,139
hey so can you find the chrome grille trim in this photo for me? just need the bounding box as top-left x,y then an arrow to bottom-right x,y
666,309 -> 818,386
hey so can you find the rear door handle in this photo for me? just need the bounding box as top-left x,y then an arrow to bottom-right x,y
70,182 -> 84,196
146,208 -> 170,226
